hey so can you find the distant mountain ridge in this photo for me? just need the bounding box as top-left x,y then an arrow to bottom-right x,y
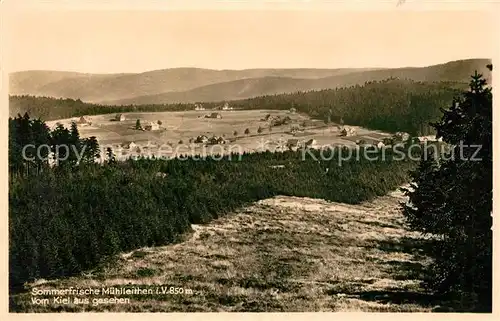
10,59 -> 491,105
10,67 -> 372,103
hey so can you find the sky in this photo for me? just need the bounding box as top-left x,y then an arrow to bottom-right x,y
4,10 -> 496,73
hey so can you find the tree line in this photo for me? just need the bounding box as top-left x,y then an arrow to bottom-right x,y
9,113 -> 100,177
9,79 -> 464,136
8,96 -> 192,121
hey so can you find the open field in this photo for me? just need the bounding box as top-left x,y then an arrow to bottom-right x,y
10,189 -> 448,312
46,109 -> 391,159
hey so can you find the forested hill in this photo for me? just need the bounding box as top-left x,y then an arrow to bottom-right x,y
9,79 -> 463,135
105,59 -> 491,105
230,79 -> 465,135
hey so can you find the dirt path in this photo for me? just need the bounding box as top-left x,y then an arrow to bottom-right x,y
12,190 -> 437,312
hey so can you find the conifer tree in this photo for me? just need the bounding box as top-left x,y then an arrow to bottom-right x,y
30,118 -> 51,173
106,147 -> 116,164
69,121 -> 81,165
81,136 -> 100,164
402,67 -> 492,311
50,124 -> 71,167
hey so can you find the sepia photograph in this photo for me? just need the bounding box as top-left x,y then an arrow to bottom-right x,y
3,1 -> 495,314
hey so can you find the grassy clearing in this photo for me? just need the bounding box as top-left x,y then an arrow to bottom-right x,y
11,189 -> 448,312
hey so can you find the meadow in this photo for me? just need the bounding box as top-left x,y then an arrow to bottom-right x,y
45,109 -> 391,160
12,189 -> 449,312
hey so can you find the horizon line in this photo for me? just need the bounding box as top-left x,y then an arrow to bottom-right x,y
8,57 -> 492,75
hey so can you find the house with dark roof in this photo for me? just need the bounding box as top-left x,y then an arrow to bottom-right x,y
206,112 -> 222,119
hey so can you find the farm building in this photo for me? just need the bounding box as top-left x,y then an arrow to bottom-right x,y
271,115 -> 292,126
206,112 -> 222,119
222,102 -> 232,110
115,114 -> 126,121
208,136 -> 226,145
121,141 -> 137,150
144,122 -> 160,131
340,126 -> 356,137
195,135 -> 209,143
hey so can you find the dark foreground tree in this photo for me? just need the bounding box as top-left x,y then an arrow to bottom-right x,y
9,113 -> 52,176
402,67 -> 492,311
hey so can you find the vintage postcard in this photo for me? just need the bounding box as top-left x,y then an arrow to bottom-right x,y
1,0 -> 497,316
